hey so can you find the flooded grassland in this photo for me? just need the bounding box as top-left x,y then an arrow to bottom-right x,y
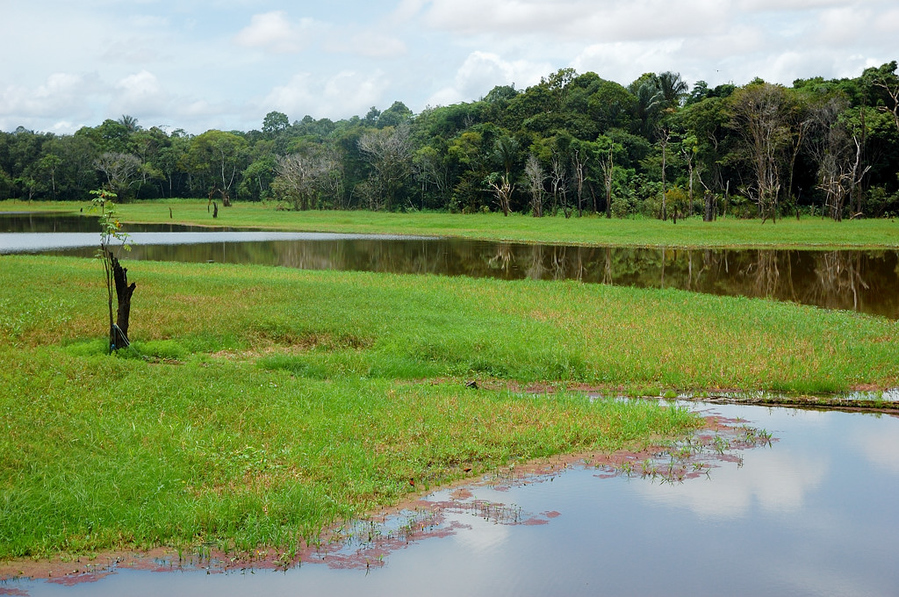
1,211 -> 898,595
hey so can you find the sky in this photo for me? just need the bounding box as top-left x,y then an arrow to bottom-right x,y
1,0 -> 897,135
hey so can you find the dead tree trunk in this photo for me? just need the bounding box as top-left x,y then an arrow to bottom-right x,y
108,250 -> 136,349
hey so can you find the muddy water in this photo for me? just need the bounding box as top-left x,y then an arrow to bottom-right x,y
5,404 -> 898,596
2,214 -> 898,318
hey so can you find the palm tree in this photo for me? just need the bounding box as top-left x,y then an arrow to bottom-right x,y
657,72 -> 689,109
630,78 -> 663,138
117,114 -> 141,133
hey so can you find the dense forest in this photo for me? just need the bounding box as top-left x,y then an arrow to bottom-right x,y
2,62 -> 899,221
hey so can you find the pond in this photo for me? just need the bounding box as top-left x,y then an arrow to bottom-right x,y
2,214 -> 898,318
4,403 -> 897,596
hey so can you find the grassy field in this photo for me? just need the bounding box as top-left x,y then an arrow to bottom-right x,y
4,198 -> 899,248
1,252 -> 898,561
2,201 -> 899,563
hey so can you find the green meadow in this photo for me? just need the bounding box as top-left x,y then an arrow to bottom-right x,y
1,203 -> 898,561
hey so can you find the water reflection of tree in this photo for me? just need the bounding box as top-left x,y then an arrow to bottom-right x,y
524,245 -> 547,280
488,243 -> 513,274
808,251 -> 869,312
740,250 -> 796,300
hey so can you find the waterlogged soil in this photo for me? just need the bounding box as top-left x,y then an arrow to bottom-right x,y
688,391 -> 899,413
0,411 -> 764,583
487,379 -> 899,414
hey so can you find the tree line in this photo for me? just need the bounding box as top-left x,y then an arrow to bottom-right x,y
2,62 -> 899,221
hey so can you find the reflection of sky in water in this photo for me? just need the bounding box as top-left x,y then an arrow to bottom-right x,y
0,231 -> 427,252
636,448 -> 828,518
9,405 -> 899,597
850,421 -> 899,474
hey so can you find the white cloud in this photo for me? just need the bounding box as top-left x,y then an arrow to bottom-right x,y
261,70 -> 391,121
326,31 -> 408,59
423,0 -> 730,42
234,11 -> 314,54
101,42 -> 165,65
322,70 -> 391,114
0,73 -> 100,119
814,7 -> 869,46
111,70 -> 168,116
427,51 -> 549,106
739,0 -> 848,10
875,8 -> 899,33
389,0 -> 429,23
573,40 -> 686,87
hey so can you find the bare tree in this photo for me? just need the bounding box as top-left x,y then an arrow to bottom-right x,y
785,109 -> 813,219
871,67 -> 899,135
94,152 -> 141,198
413,146 -> 450,209
571,147 -> 587,217
524,154 -> 545,217
698,172 -> 717,222
487,172 -> 514,216
659,128 -> 671,221
273,148 -> 334,210
598,145 -> 614,219
357,124 -> 414,210
318,147 -> 345,209
729,83 -> 792,223
549,152 -> 568,217
488,136 -> 519,216
680,136 -> 699,217
808,97 -> 871,221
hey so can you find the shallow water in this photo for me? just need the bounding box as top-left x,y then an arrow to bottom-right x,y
6,404 -> 898,597
2,214 -> 898,318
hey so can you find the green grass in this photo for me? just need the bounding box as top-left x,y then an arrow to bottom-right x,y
5,198 -> 899,248
1,251 -> 898,561
0,256 -> 709,561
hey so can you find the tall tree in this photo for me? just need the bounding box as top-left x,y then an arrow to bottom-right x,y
357,124 -> 414,210
262,111 -> 290,136
272,147 -> 333,210
863,61 -> 899,135
728,82 -> 792,223
524,153 -> 545,217
94,152 -> 142,199
657,71 -> 689,109
488,134 -> 519,216
117,115 -> 141,133
186,130 -> 249,206
808,96 -> 870,220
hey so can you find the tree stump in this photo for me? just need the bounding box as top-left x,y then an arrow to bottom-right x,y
109,252 -> 136,348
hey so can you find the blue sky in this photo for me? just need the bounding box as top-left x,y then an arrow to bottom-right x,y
2,0 -> 897,134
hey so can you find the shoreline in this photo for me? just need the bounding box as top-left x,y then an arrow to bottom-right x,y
0,409 -> 765,582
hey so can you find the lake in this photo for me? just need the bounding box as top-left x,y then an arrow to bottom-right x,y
2,213 -> 898,318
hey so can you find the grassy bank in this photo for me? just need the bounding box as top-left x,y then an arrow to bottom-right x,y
1,254 -> 898,561
4,198 -> 899,248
